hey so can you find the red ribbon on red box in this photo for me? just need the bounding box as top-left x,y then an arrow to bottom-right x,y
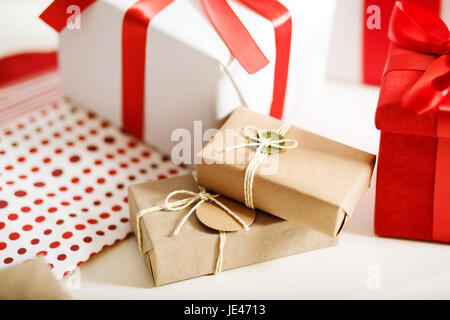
382,1 -> 450,241
39,0 -> 292,137
362,0 -> 441,85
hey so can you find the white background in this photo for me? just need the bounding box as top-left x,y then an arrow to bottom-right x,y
1,0 -> 450,299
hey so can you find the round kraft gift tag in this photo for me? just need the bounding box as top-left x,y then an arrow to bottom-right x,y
196,196 -> 255,232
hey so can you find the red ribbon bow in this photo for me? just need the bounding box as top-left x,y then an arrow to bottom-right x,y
40,0 -> 292,139
389,1 -> 450,116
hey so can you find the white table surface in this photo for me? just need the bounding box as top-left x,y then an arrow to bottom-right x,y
64,80 -> 450,300
3,0 -> 450,300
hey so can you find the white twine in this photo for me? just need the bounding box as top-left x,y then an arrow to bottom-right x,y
136,184 -> 250,273
226,124 -> 297,208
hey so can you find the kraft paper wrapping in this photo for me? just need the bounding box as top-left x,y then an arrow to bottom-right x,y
0,258 -> 70,300
129,175 -> 338,286
197,107 -> 376,237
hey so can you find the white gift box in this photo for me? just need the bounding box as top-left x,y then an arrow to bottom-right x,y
58,0 -> 336,158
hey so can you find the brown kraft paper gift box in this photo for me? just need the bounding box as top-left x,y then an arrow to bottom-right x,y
197,107 -> 376,237
129,174 -> 338,286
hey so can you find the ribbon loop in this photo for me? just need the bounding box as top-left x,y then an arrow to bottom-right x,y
389,1 -> 450,56
135,181 -> 251,274
388,2 -> 450,116
226,123 -> 297,209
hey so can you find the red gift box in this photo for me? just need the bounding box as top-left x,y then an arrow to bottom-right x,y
375,1 -> 450,242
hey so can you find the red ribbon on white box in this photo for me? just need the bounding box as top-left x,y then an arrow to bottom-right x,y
40,0 -> 292,138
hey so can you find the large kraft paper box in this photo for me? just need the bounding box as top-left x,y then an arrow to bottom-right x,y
52,0 -> 336,157
197,107 -> 376,237
129,175 -> 338,286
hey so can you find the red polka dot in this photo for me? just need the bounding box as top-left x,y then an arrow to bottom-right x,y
14,190 -> 27,197
35,216 -> 45,223
17,248 -> 26,255
108,169 -> 117,175
94,159 -> 103,165
100,213 -> 110,219
8,213 -> 18,221
31,166 -> 39,172
52,169 -> 63,177
56,219 -> 64,225
43,157 -> 51,163
17,156 -> 26,162
73,195 -> 82,201
62,232 -> 73,239
31,238 -> 40,245
88,219 -> 98,224
5,165 -> 14,170
49,241 -> 60,249
85,187 -> 94,193
108,225 -> 117,230
21,206 -> 31,213
71,177 -> 79,184
0,200 -> 7,209
48,207 -> 58,213
22,224 -> 33,231
70,245 -> 79,251
57,254 -> 67,261
34,182 -> 45,187
75,224 -> 85,230
169,169 -> 178,175
0,222 -> 5,230
96,231 -> 105,236
97,178 -> 105,184
44,229 -> 52,235
83,237 -> 92,243
83,168 -> 91,174
59,186 -> 68,192
120,218 -> 129,223
157,174 -> 167,180
0,242 -> 6,250
36,251 -> 47,256
4,257 -> 13,264
9,232 -> 20,240
112,205 -> 121,212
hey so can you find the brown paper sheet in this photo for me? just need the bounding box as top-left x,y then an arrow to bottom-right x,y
197,107 -> 376,237
129,175 -> 338,286
0,258 -> 70,300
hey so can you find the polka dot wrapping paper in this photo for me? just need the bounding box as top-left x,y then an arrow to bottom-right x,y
0,71 -> 188,278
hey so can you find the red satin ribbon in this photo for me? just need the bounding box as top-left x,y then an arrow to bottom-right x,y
121,0 -> 174,139
387,1 -> 450,241
362,0 -> 441,85
40,0 -> 292,135
203,0 -> 292,119
39,0 -> 97,32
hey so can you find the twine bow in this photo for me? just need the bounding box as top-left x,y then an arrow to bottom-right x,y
136,182 -> 250,274
226,124 -> 297,208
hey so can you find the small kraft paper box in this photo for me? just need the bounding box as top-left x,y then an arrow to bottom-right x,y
39,0 -> 336,157
129,174 -> 338,286
375,2 -> 450,242
197,107 -> 376,237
